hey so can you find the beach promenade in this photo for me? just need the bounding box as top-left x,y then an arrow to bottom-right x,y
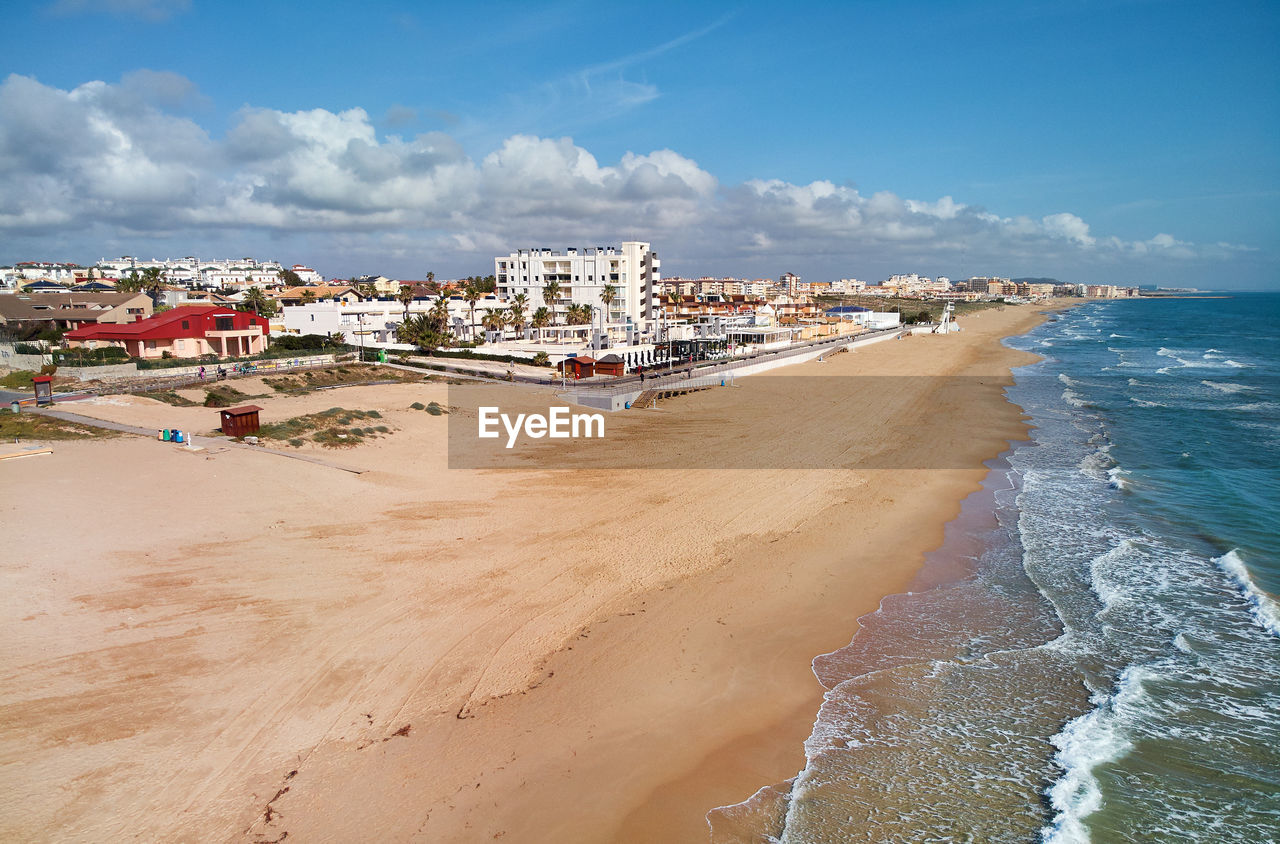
0,303 -> 1069,843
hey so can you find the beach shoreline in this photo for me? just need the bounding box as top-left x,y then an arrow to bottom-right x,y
0,302 -> 1072,843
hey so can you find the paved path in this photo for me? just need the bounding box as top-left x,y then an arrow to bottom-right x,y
30,407 -> 369,475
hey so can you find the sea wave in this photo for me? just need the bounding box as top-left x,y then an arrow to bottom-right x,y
1041,664 -> 1153,843
1200,380 -> 1255,394
1088,539 -> 1138,610
1061,388 -> 1094,409
1214,550 -> 1280,638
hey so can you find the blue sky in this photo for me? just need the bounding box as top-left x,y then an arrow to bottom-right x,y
1,0 -> 1277,287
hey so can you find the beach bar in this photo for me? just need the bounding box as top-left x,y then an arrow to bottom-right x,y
219,405 -> 263,437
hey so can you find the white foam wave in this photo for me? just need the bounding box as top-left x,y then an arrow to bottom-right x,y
1077,450 -> 1115,483
1058,373 -> 1081,387
1088,539 -> 1139,610
1214,550 -> 1280,638
1200,380 -> 1255,394
1041,665 -> 1152,843
1109,333 -> 1129,339
1132,398 -> 1166,408
1107,466 -> 1130,490
1224,359 -> 1251,368
1061,389 -> 1090,409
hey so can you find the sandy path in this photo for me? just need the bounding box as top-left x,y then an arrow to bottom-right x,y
0,304 -> 1065,842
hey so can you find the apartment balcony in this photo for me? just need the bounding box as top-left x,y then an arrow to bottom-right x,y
206,328 -> 261,338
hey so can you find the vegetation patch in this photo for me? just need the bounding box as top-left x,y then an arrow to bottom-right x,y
149,390 -> 200,407
263,364 -> 421,394
0,370 -> 37,389
256,407 -> 392,448
0,411 -> 119,441
202,384 -> 250,407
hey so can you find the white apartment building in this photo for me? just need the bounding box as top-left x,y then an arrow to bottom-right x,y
96,257 -> 288,289
494,242 -> 661,328
279,297 -> 500,346
830,279 -> 865,294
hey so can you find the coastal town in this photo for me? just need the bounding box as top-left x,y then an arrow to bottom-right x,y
1,246 -> 1137,399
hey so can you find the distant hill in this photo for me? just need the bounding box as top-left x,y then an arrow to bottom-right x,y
1012,277 -> 1061,285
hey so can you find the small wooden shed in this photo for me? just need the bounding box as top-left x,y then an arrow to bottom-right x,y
219,404 -> 263,437
557,356 -> 596,378
595,354 -> 625,377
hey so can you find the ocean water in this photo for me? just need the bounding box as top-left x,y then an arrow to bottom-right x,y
710,293 -> 1280,843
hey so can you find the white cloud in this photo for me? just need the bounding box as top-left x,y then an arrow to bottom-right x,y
0,72 -> 1254,283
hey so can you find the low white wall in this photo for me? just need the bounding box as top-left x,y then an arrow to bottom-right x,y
58,363 -> 140,380
0,344 -> 46,370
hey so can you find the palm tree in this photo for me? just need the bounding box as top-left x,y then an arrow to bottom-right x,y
430,293 -> 451,336
395,313 -> 448,351
397,283 -> 415,321
542,280 -> 561,326
566,303 -> 594,326
481,308 -> 506,340
141,267 -> 165,305
531,306 -> 550,331
424,271 -> 438,295
300,289 -> 316,304
599,284 -> 617,327
118,270 -> 144,293
463,283 -> 483,342
240,286 -> 275,317
508,293 -> 528,337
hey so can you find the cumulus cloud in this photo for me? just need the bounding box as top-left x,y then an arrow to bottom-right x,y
0,72 -> 1246,281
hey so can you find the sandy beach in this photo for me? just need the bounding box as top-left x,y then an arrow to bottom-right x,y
0,304 -> 1067,842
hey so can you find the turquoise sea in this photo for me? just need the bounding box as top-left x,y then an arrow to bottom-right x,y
712,293 -> 1280,842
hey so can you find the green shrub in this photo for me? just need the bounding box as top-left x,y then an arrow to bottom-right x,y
13,343 -> 43,355
0,370 -> 36,388
409,401 -> 426,410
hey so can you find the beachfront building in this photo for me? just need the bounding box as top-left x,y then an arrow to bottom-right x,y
278,296 -> 497,345
494,242 -> 662,332
64,305 -> 268,359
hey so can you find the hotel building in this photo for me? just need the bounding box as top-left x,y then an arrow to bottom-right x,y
494,242 -> 662,328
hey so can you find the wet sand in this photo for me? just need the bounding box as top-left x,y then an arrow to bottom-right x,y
0,303 -> 1067,842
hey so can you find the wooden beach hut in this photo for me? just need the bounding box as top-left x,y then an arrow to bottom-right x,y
219,405 -> 263,437
594,354 -> 626,377
557,356 -> 596,379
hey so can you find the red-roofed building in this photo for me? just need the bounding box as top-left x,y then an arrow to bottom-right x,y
64,305 -> 268,359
